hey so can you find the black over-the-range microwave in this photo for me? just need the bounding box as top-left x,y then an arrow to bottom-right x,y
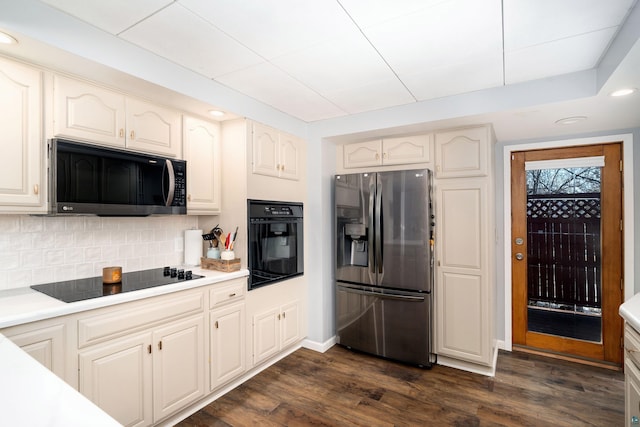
48,139 -> 187,216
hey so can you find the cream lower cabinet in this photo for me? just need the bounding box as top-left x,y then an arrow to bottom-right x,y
435,179 -> 494,368
1,320 -> 67,381
253,300 -> 300,365
210,302 -> 246,390
183,115 -> 222,214
0,57 -> 44,212
79,314 -> 205,427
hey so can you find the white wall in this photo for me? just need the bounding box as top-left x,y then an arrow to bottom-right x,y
0,215 -> 198,290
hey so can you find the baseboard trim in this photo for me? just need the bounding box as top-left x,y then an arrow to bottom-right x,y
302,336 -> 336,353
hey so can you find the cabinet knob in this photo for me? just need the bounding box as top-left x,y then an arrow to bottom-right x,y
130,130 -> 135,140
147,345 -> 152,354
515,253 -> 524,261
278,314 -> 281,320
375,153 -> 380,160
187,194 -> 191,202
383,153 -> 387,159
119,128 -> 124,138
215,321 -> 219,329
33,184 -> 39,195
282,312 -> 286,319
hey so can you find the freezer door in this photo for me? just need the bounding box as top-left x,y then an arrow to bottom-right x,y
378,169 -> 433,292
335,283 -> 432,367
335,173 -> 376,286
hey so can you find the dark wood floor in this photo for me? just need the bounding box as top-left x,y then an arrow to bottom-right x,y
176,345 -> 624,427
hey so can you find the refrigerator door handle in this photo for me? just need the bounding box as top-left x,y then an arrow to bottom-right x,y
375,174 -> 383,274
338,285 -> 425,302
368,178 -> 376,275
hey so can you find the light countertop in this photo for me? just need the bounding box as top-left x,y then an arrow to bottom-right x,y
0,267 -> 249,328
620,292 -> 640,332
0,267 -> 249,426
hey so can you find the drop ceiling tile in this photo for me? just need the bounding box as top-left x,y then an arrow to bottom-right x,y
178,0 -> 355,59
216,62 -> 347,122
505,28 -> 618,84
504,0 -> 636,50
271,30 -> 398,94
323,78 -> 416,115
40,0 -> 172,34
362,0 -> 503,75
120,3 -> 263,78
401,54 -> 504,100
339,0 -> 448,28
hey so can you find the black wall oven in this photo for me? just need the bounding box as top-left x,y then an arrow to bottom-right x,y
247,199 -> 303,290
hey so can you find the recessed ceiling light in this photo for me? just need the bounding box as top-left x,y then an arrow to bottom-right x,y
555,116 -> 587,125
0,31 -> 18,45
208,110 -> 225,118
609,88 -> 637,97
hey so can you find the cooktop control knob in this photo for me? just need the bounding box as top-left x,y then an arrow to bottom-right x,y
170,268 -> 177,278
163,266 -> 171,276
178,269 -> 185,279
185,270 -> 193,280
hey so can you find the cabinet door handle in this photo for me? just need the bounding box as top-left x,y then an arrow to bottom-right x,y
375,153 -> 380,160
33,184 -> 39,195
278,314 -> 281,320
229,293 -> 236,297
130,130 -> 135,140
148,345 -> 152,354
282,312 -> 286,319
215,321 -> 219,329
119,128 -> 124,138
158,341 -> 162,350
383,152 -> 387,159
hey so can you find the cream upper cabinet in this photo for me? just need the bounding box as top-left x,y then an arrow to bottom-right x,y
342,134 -> 431,169
183,115 -> 222,215
53,75 -> 181,157
53,75 -> 125,147
343,140 -> 382,168
125,98 -> 181,157
434,126 -> 490,178
0,57 -> 45,212
383,134 -> 431,165
252,122 -> 300,181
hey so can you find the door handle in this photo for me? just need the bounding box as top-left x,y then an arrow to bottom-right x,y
515,253 -> 524,261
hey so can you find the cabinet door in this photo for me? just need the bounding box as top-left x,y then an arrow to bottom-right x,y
279,134 -> 300,180
53,75 -> 126,147
152,315 -> 205,422
626,359 -> 640,426
210,303 -> 246,390
382,134 -> 431,165
79,333 -> 153,427
0,58 -> 44,210
280,301 -> 300,349
435,180 -> 492,366
253,307 -> 280,365
343,140 -> 382,168
183,116 -> 221,214
3,323 -> 65,380
435,127 -> 489,178
252,122 -> 279,177
126,98 -> 181,157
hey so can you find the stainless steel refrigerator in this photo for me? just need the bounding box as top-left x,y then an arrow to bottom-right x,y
335,169 -> 434,367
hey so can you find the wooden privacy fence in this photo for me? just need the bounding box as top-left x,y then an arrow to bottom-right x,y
526,194 -> 601,309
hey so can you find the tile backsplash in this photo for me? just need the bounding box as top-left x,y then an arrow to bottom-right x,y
0,215 -> 199,290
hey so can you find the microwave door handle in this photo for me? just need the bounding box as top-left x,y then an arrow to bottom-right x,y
164,159 -> 176,206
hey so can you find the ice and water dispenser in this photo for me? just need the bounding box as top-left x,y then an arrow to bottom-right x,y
343,223 -> 368,267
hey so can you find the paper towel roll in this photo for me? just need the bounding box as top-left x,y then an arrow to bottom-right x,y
184,229 -> 203,266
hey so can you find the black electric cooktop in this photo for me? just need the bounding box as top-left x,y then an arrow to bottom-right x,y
31,267 -> 203,303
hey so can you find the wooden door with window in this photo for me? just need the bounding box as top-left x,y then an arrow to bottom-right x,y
511,143 -> 623,365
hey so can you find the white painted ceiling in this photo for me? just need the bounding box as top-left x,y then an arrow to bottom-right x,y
35,0 -> 639,124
